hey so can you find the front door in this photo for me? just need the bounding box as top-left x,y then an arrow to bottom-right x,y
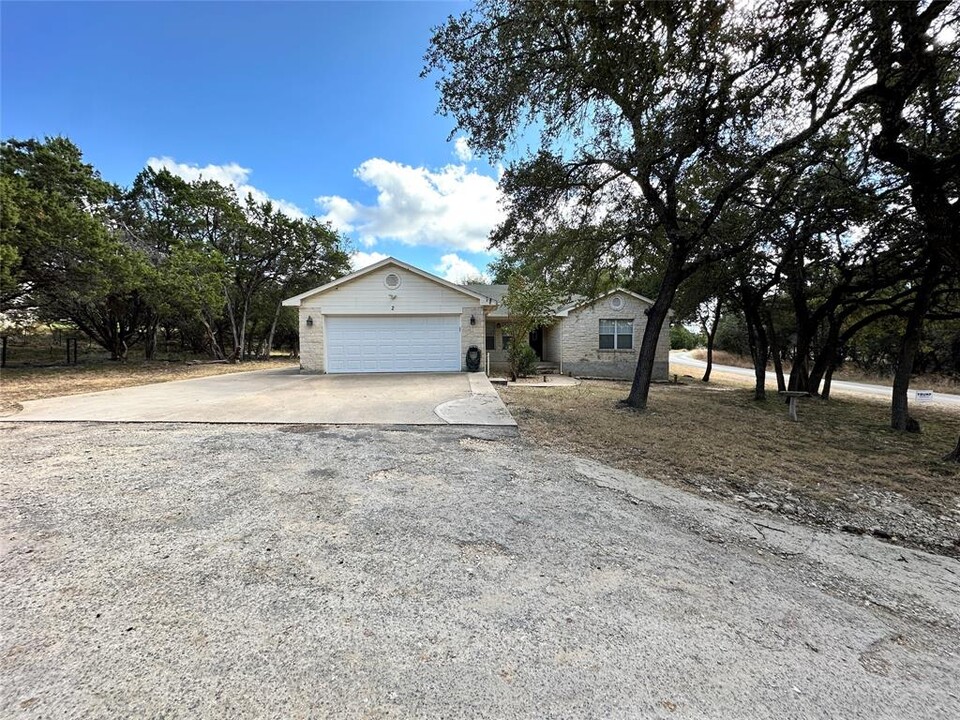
528,326 -> 544,360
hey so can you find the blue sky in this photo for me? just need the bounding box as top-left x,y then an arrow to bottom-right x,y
1,0 -> 503,281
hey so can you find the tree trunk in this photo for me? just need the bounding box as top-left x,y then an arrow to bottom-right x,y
702,298 -> 721,383
743,304 -> 768,401
765,311 -> 786,392
143,319 -> 158,361
752,323 -> 769,401
943,435 -> 960,463
626,259 -> 684,409
809,311 -> 847,398
224,287 -> 241,363
787,335 -> 812,392
891,254 -> 940,432
821,363 -> 835,400
111,336 -> 128,362
740,284 -> 768,401
109,316 -> 125,361
263,303 -> 282,359
772,351 -> 786,393
200,311 -> 224,360
236,296 -> 252,363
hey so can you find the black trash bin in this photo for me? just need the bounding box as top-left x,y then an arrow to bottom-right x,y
465,345 -> 482,371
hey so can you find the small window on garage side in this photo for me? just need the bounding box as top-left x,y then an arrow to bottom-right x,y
502,334 -> 512,351
599,319 -> 633,350
486,326 -> 495,350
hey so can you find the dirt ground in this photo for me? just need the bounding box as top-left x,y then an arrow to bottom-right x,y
0,358 -> 298,414
2,422 -> 958,718
500,379 -> 960,558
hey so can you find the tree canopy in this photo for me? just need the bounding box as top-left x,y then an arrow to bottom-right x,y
1,136 -> 351,362
426,0 -> 960,433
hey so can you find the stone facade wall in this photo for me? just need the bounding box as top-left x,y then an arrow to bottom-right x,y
543,324 -> 562,364
654,318 -> 671,380
460,306 -> 486,371
560,292 -> 670,380
486,321 -> 511,373
298,304 -> 325,373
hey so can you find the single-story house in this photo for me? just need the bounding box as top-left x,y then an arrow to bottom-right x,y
464,282 -> 670,380
282,257 -> 670,380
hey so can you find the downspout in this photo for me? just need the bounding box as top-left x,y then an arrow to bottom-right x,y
484,304 -> 492,376
559,318 -> 564,375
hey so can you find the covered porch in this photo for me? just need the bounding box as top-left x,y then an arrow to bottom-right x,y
485,319 -> 562,375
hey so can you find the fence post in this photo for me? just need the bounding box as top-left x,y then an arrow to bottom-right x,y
66,338 -> 78,365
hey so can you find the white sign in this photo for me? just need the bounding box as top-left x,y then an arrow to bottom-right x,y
915,390 -> 934,403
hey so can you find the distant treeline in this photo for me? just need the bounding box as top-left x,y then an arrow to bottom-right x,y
0,137 -> 351,361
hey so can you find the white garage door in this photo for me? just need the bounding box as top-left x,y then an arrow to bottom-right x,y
325,315 -> 461,373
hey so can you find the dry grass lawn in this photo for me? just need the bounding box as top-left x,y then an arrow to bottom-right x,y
0,358 -> 297,412
501,378 -> 960,555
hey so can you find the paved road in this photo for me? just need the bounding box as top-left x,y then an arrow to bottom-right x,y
2,422 -> 958,718
672,352 -> 960,410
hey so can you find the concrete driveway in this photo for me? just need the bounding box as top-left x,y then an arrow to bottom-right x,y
1,422 -> 957,719
6,370 -> 515,426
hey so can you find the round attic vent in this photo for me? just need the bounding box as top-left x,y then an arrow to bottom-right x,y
610,295 -> 625,310
384,272 -> 402,290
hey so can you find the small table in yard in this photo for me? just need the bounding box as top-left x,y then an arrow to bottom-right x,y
779,391 -> 810,422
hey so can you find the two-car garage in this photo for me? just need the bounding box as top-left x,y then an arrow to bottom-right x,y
324,315 -> 461,374
282,257 -> 492,374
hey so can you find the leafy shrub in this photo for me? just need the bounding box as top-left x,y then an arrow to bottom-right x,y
670,324 -> 703,350
508,342 -> 539,379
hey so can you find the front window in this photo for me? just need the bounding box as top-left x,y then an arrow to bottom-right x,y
599,319 -> 633,350
486,330 -> 495,351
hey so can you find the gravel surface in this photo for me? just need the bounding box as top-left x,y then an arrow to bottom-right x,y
2,422 -> 959,719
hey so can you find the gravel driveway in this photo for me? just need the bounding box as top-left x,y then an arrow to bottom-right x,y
2,422 -> 958,719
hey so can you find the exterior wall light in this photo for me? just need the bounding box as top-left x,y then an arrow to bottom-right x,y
306,315 -> 313,327
470,314 -> 476,326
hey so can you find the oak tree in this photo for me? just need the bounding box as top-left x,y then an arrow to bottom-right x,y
426,0 -> 871,408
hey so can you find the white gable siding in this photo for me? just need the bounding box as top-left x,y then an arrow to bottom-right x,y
300,265 -> 474,316
294,264 -> 492,373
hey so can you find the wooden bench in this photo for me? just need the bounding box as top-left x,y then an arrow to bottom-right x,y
779,391 -> 810,422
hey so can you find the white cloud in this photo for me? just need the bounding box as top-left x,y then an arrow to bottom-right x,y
146,156 -> 307,219
435,253 -> 490,284
453,136 -> 473,162
349,251 -> 389,270
315,158 -> 504,253
314,195 -> 358,232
